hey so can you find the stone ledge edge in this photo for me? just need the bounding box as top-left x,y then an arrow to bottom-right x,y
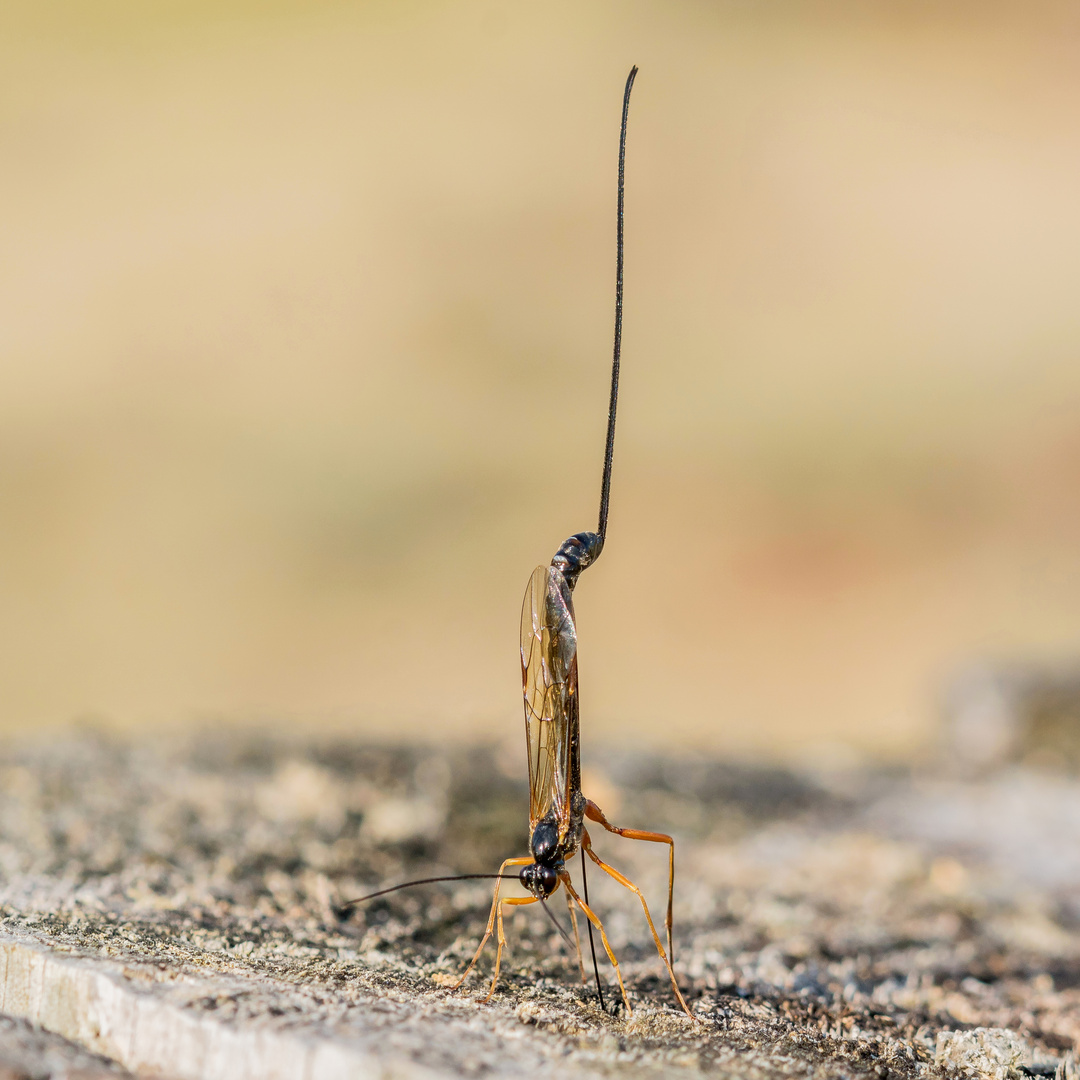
0,929 -> 440,1080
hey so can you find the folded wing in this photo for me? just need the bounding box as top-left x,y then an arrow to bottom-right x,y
520,565 -> 578,834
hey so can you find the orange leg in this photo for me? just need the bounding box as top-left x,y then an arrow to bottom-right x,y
582,828 -> 693,1018
485,895 -> 538,1000
585,799 -> 677,962
450,856 -> 532,990
559,870 -> 633,1016
565,887 -> 586,983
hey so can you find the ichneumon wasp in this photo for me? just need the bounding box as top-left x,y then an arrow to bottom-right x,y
344,66 -> 692,1019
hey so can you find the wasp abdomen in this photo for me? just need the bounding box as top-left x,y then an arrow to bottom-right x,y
551,532 -> 604,588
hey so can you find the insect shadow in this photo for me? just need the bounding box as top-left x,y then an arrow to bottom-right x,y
341,66 -> 692,1020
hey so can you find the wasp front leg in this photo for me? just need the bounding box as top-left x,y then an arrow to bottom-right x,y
450,856 -> 532,991
484,895 -> 538,1000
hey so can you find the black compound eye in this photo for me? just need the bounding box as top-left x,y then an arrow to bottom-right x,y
537,865 -> 557,895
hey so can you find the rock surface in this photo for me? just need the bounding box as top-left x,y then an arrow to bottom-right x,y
0,728 -> 1078,1078
0,1011 -> 133,1080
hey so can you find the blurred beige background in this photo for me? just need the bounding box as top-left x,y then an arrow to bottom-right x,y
3,1 -> 1080,761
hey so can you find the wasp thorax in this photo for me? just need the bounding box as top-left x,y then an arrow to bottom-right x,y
551,531 -> 604,588
530,817 -> 559,863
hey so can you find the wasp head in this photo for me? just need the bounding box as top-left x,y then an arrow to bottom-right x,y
519,861 -> 559,898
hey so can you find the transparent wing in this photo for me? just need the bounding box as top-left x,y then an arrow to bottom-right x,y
520,565 -> 578,832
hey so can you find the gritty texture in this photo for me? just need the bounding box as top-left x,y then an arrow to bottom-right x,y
0,728 -> 1078,1079
0,1011 -> 134,1080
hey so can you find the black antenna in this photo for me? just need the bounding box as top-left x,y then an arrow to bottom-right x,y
539,897 -> 578,955
597,64 -> 638,546
582,851 -> 606,1011
336,873 -> 519,913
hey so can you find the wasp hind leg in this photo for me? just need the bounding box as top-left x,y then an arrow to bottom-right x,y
559,870 -> 633,1016
581,827 -> 693,1018
565,886 -> 586,983
584,798 -> 678,964
449,855 -> 532,991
